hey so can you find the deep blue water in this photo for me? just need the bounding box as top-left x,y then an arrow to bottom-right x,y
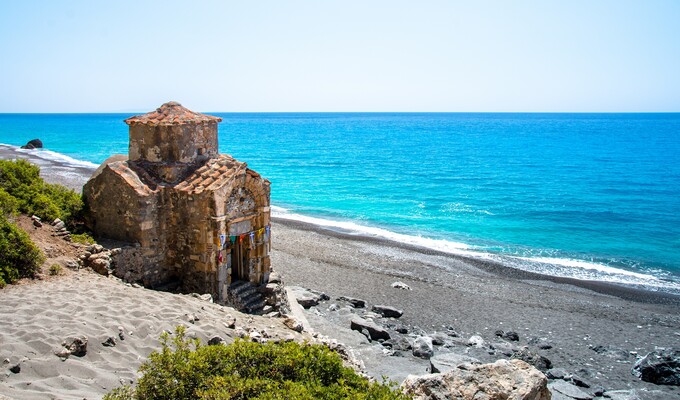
1,112 -> 679,292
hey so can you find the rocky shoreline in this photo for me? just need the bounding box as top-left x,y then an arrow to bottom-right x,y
271,218 -> 680,399
2,145 -> 680,399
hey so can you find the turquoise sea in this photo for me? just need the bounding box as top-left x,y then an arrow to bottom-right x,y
1,113 -> 679,294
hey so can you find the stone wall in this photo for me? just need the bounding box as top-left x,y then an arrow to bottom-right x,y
129,123 -> 218,164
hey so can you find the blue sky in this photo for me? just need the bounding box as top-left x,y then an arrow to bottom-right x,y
1,1 -> 679,112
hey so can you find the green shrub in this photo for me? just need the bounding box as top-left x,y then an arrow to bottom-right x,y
0,215 -> 44,286
49,264 -> 63,276
0,159 -> 84,229
0,187 -> 19,216
71,232 -> 96,245
104,326 -> 410,400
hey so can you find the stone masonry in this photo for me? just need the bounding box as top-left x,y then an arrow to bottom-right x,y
84,102 -> 271,303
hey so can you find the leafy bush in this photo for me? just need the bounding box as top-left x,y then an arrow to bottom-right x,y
49,264 -> 63,275
0,215 -> 44,287
0,159 -> 84,228
71,232 -> 96,245
104,326 -> 410,400
0,187 -> 19,216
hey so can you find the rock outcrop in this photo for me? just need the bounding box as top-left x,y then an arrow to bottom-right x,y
632,349 -> 680,386
402,359 -> 550,400
20,138 -> 43,149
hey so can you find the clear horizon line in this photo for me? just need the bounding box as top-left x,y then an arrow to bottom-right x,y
1,110 -> 680,115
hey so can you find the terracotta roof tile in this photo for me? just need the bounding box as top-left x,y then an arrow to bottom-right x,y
124,101 -> 222,126
174,154 -> 248,194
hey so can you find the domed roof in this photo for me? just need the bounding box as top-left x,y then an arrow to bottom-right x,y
124,101 -> 222,126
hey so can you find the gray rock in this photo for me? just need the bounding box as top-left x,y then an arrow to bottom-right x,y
589,386 -> 605,397
384,336 -> 412,352
62,336 -> 88,357
53,219 -> 66,230
467,335 -> 485,348
503,331 -> 520,341
350,317 -> 390,341
9,364 -> 20,374
590,344 -> 630,361
632,348 -> 680,385
283,316 -> 304,332
403,359 -> 550,400
102,337 -> 116,347
546,368 -> 568,380
528,337 -> 554,350
208,336 -> 224,346
338,296 -> 366,308
328,303 -> 339,311
548,380 -> 593,400
21,138 -> 43,149
391,281 -> 411,290
32,219 -> 43,228
268,271 -> 282,284
490,341 -> 519,357
412,336 -> 434,359
371,305 -> 403,318
430,352 -> 480,373
570,373 -> 590,388
512,348 -> 552,372
603,389 -> 669,400
291,287 -> 324,309
430,332 -> 450,346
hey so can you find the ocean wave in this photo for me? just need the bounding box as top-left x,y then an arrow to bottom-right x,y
0,144 -> 99,170
271,205 -> 680,295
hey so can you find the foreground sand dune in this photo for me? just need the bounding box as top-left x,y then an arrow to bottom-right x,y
0,272 -> 309,400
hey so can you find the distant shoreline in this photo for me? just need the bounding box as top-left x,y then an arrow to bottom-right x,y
273,216 -> 680,306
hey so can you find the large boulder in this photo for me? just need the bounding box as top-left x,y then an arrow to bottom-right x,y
350,317 -> 390,341
20,138 -> 43,149
632,349 -> 680,386
402,359 -> 550,400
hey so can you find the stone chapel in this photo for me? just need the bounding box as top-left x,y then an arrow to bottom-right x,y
83,102 -> 272,308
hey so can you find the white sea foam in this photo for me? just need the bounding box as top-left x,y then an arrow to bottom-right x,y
272,205 -> 472,252
1,144 -> 99,170
272,204 -> 680,294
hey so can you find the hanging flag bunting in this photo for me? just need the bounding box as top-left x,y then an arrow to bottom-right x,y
227,225 -> 271,249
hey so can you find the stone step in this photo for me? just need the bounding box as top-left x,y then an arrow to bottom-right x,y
228,280 -> 265,314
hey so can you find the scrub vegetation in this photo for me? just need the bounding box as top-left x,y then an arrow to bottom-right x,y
104,326 -> 410,400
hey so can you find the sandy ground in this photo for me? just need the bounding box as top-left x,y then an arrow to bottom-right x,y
0,215 -> 313,400
2,145 -> 680,399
